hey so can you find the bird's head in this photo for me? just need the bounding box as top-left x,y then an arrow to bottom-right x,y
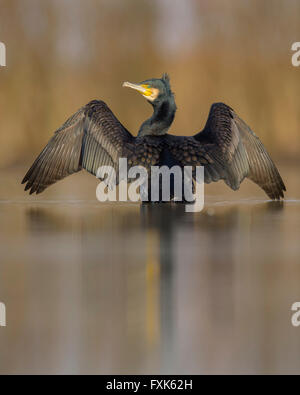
123,73 -> 173,105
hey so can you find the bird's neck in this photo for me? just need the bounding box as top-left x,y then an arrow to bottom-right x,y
138,96 -> 176,137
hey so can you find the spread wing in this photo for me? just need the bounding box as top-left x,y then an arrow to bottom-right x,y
167,103 -> 286,200
22,100 -> 134,194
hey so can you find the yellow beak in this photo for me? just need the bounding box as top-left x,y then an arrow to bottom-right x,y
122,81 -> 152,96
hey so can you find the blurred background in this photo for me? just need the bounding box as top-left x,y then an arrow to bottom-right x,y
0,0 -> 299,168
0,0 -> 300,375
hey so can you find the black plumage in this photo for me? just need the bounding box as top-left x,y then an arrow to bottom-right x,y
22,74 -> 286,200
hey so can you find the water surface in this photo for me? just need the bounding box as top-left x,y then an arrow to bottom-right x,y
0,165 -> 299,374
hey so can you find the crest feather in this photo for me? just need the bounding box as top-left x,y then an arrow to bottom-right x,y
162,73 -> 170,82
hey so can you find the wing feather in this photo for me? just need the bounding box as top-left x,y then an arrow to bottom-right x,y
167,103 -> 285,199
22,100 -> 133,194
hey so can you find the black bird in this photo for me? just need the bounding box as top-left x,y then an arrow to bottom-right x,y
22,73 -> 285,200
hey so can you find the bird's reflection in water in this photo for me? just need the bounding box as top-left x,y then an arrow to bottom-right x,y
24,200 -> 285,373
141,204 -> 191,357
265,200 -> 284,212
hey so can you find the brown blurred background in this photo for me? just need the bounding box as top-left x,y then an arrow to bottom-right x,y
0,0 -> 299,169
1,1 -> 300,375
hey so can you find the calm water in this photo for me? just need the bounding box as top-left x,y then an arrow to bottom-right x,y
0,164 -> 299,374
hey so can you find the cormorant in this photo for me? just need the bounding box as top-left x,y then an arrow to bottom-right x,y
22,73 -> 286,200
